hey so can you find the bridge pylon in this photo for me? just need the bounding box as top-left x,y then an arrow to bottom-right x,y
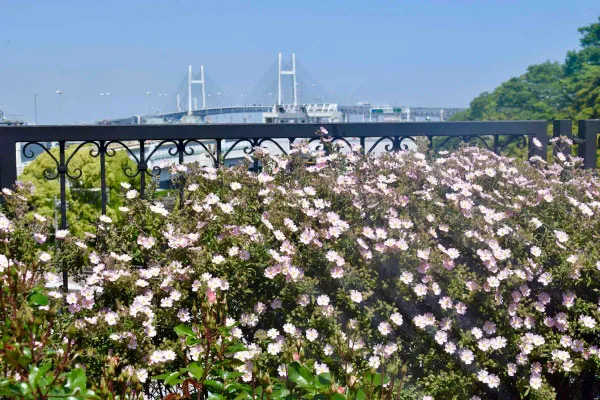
188,65 -> 206,115
278,53 -> 297,106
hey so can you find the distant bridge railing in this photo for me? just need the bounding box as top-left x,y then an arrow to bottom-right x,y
0,119 -> 598,289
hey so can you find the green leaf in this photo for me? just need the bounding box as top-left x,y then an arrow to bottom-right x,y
22,347 -> 32,361
330,394 -> 346,400
225,381 -> 252,392
354,389 -> 366,400
204,379 -> 225,392
174,324 -> 195,337
163,371 -> 182,386
188,362 -> 204,380
226,343 -> 248,354
17,381 -> 31,395
222,371 -> 246,380
315,373 -> 331,388
363,372 -> 389,387
151,373 -> 171,381
28,292 -> 48,306
29,366 -> 41,391
233,392 -> 253,400
270,388 -> 291,399
287,362 -> 314,388
65,368 -> 87,393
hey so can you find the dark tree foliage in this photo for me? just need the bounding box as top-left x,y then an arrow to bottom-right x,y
453,17 -> 600,122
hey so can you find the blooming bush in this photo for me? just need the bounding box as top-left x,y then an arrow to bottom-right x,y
1,137 -> 600,399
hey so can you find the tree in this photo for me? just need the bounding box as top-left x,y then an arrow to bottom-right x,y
451,62 -> 568,121
564,17 -> 600,76
565,65 -> 600,120
19,144 -> 137,235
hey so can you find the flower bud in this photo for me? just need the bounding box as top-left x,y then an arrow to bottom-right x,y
67,323 -> 77,338
400,364 -> 408,376
262,373 -> 271,385
349,375 -> 358,389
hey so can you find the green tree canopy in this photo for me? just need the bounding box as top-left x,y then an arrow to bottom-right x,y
566,65 -> 600,119
20,144 -> 137,235
565,17 -> 600,76
453,17 -> 600,123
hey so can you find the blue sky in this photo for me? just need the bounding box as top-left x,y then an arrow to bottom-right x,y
0,0 -> 598,123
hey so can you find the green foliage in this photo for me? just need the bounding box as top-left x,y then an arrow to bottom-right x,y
565,17 -> 600,76
3,139 -> 600,399
19,144 -> 136,236
453,17 -> 600,123
0,183 -> 100,400
567,65 -> 600,120
452,61 -> 569,121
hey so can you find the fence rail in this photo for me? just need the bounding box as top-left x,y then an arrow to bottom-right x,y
0,119 -> 599,290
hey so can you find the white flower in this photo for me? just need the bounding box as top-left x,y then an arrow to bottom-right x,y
136,368 -> 148,383
137,236 -> 156,249
219,203 -> 234,214
553,230 -> 569,243
305,328 -> 318,342
120,182 -> 131,189
350,290 -> 363,303
530,246 -> 541,257
38,252 -> 51,263
378,322 -> 392,336
230,182 -> 242,190
314,362 -> 329,375
212,255 -> 225,265
529,374 -> 542,390
390,312 -> 403,326
149,350 -> 176,364
283,323 -> 297,336
44,272 -> 61,288
34,213 -> 47,222
368,355 -> 380,369
55,229 -> 69,239
267,342 -> 282,355
459,349 -> 474,364
99,215 -> 113,224
400,271 -> 413,284
579,315 -> 597,329
316,295 -> 330,306
104,312 -> 119,326
150,203 -> 169,216
0,254 -> 8,273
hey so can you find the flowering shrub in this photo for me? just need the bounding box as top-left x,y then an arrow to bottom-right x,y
1,137 -> 600,399
0,183 -> 100,399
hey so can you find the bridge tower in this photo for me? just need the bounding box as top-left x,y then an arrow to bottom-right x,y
188,65 -> 206,115
278,53 -> 297,106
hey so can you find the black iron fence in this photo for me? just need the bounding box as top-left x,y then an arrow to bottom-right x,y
0,119 -> 599,288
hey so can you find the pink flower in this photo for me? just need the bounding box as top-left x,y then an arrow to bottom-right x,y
207,290 -> 217,303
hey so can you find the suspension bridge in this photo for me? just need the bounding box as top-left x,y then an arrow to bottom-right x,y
106,53 -> 465,125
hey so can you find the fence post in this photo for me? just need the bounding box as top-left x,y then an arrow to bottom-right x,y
529,124 -> 548,160
578,120 -> 599,169
57,140 -> 69,292
0,139 -> 17,190
552,119 -> 572,158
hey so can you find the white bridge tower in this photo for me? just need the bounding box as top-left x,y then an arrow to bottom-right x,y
278,53 -> 297,106
188,65 -> 206,115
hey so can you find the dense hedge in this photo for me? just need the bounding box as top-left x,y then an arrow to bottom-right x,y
1,138 -> 599,399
